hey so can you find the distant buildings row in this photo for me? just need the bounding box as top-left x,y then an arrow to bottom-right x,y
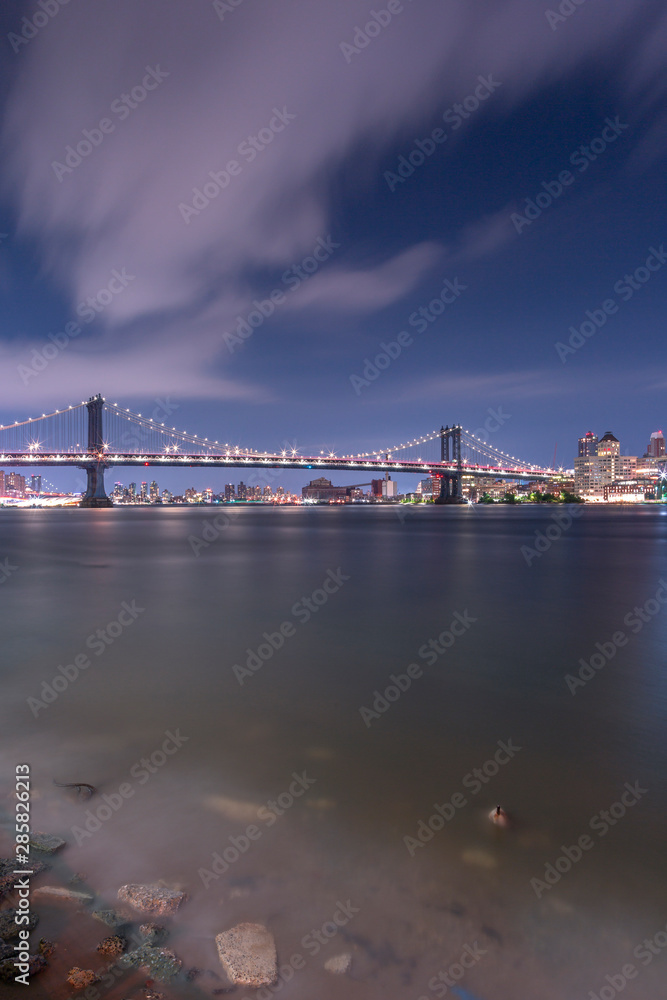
574,430 -> 666,501
0,472 -> 41,499
110,479 -> 302,505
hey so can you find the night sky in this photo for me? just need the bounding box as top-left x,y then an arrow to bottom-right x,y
0,0 -> 665,492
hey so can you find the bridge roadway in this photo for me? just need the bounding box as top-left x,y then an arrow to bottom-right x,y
0,450 -> 558,481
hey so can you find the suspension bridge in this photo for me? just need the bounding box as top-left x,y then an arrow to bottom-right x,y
0,394 -> 562,506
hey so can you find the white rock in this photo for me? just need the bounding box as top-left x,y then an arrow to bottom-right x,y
215,922 -> 277,987
324,952 -> 351,974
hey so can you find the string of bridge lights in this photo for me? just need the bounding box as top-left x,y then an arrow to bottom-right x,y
0,402 -> 86,431
0,405 -> 549,472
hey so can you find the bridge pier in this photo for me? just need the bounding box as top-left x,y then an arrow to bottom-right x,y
434,425 -> 464,503
80,395 -> 112,506
80,462 -> 113,507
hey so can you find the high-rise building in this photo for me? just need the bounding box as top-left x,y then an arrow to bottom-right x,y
0,471 -> 4,496
128,483 -> 136,500
597,431 -> 620,457
161,489 -> 172,503
647,431 -> 666,458
30,475 -> 42,495
237,481 -> 247,499
140,482 -> 148,502
578,432 -> 598,457
5,473 -> 25,497
150,480 -> 159,502
224,483 -> 235,500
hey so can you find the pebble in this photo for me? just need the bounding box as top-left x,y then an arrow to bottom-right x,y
118,944 -> 182,982
324,952 -> 352,974
215,922 -> 277,987
29,832 -> 66,854
67,967 -> 99,989
97,935 -> 127,958
117,884 -> 186,915
139,923 -> 168,945
0,857 -> 48,899
92,908 -> 127,929
33,886 -> 94,903
0,909 -> 38,938
0,954 -> 46,982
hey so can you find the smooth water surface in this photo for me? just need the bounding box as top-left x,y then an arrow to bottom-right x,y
1,505 -> 666,999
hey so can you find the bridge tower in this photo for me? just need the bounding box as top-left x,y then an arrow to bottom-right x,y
434,425 -> 463,503
80,393 -> 112,507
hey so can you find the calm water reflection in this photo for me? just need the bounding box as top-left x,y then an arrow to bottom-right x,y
1,505 -> 666,999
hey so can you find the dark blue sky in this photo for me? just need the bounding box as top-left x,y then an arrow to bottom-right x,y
0,0 -> 665,491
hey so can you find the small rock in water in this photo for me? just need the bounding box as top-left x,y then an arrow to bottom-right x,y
34,885 -> 94,903
0,909 -> 38,938
117,884 -> 186,915
67,967 -> 99,989
92,908 -> 127,929
139,923 -> 168,945
119,944 -> 182,982
29,832 -> 66,854
324,952 -> 352,974
215,922 -> 277,987
0,954 -> 46,982
0,939 -> 13,961
38,939 -> 56,958
0,857 -> 49,899
97,935 -> 127,958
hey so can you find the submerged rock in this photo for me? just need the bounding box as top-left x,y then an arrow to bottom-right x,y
117,884 -> 186,915
29,832 -> 65,854
118,944 -> 182,982
96,935 -> 127,958
34,886 -> 94,903
324,952 -> 352,974
215,922 -> 277,987
92,908 -> 127,929
0,954 -> 46,982
139,922 -> 167,945
67,967 -> 98,989
0,858 -> 48,899
0,909 -> 38,939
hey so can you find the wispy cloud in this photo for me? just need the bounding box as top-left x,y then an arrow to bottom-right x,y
1,0 -> 665,400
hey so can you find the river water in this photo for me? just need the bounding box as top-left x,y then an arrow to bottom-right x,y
1,505 -> 666,999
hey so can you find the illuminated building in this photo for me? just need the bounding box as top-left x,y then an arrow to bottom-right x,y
646,431 -> 666,458
597,431 -> 620,457
578,432 -> 598,457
